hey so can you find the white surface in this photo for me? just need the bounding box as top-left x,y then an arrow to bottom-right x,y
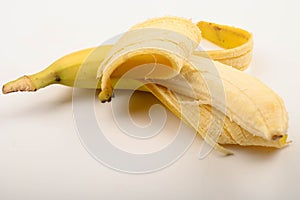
1,0 -> 300,199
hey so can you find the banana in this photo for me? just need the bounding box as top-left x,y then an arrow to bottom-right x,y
2,16 -> 289,154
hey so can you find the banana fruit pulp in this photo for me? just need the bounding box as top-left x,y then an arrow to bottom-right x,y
2,16 -> 289,154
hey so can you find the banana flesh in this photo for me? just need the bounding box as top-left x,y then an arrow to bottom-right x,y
145,84 -> 287,149
2,17 -> 289,154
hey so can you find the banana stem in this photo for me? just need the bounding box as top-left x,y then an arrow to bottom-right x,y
2,69 -> 57,94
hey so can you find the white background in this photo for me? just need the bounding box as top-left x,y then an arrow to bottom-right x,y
1,0 -> 300,199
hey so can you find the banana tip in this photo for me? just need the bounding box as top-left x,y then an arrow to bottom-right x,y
2,76 -> 36,94
2,84 -> 8,94
2,82 -> 16,94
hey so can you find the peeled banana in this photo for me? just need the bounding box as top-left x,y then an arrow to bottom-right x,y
2,16 -> 289,154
